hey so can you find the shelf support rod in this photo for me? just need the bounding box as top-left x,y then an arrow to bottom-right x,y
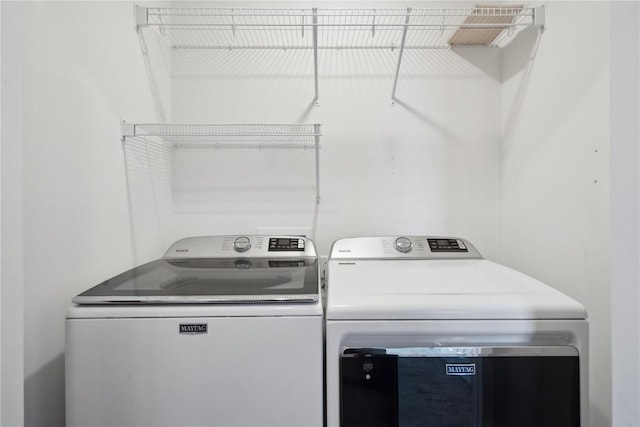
231,9 -> 236,37
312,8 -> 320,106
314,124 -> 321,204
391,7 -> 412,105
371,9 -> 376,37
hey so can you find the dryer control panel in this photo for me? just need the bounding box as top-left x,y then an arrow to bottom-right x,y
329,236 -> 482,260
427,238 -> 468,252
164,235 -> 317,258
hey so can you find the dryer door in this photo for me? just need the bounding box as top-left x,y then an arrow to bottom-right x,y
340,346 -> 580,427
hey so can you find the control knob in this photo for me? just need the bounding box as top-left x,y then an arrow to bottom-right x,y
234,236 -> 252,253
394,236 -> 412,253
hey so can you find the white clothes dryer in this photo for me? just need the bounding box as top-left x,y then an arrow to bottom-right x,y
66,235 -> 323,427
326,236 -> 588,427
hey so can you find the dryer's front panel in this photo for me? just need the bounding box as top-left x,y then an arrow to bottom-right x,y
340,347 -> 580,427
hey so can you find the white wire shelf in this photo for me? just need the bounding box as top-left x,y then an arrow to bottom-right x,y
121,122 -> 322,203
135,5 -> 544,102
122,123 -> 321,147
137,7 -> 542,50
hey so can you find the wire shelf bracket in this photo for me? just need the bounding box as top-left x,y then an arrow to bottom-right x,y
390,8 -> 412,106
312,8 -> 319,106
135,5 -> 148,29
533,6 -> 546,28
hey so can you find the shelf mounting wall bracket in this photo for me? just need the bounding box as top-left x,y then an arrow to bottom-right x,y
312,8 -> 320,106
390,7 -> 412,106
121,121 -> 135,142
533,6 -> 546,30
135,6 -> 148,30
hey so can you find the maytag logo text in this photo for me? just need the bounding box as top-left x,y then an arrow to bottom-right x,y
446,363 -> 476,376
179,324 -> 208,334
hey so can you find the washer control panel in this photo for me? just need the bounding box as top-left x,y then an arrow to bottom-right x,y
330,236 -> 482,260
164,235 -> 316,258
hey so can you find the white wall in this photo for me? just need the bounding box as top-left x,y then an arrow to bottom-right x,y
500,3 -> 610,426
0,2 -> 171,426
611,2 -> 640,426
1,3 -> 25,425
170,1 -> 503,258
0,2 -> 2,421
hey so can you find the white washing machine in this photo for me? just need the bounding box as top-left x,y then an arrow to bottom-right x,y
326,236 -> 588,427
66,235 -> 323,427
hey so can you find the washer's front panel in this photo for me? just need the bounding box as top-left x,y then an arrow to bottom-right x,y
66,316 -> 323,427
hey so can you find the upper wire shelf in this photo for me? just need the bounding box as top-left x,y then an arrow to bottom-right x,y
135,5 -> 544,103
137,6 -> 543,50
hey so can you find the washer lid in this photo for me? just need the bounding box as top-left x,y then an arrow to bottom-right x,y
326,259 -> 586,320
73,257 -> 318,305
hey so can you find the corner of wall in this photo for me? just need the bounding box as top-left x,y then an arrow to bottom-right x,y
610,2 -> 640,425
0,2 -> 25,425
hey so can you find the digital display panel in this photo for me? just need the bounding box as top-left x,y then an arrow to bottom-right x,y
428,238 -> 468,253
269,238 -> 305,252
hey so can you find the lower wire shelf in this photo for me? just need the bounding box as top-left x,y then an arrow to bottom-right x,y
121,122 -> 322,204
